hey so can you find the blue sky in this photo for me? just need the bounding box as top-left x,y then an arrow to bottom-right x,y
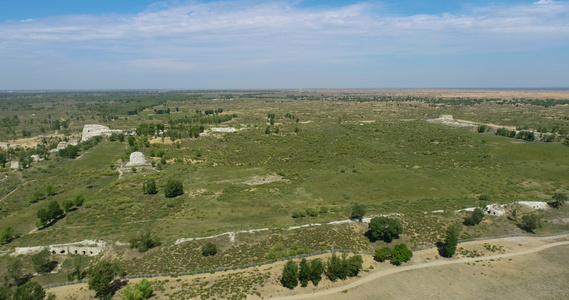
1,0 -> 568,89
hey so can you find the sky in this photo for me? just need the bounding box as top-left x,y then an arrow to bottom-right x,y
1,0 -> 568,89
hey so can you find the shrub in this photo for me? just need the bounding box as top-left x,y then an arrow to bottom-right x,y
201,242 -> 217,256
129,231 -> 161,252
143,180 -> 158,195
164,179 -> 184,198
374,247 -> 392,262
73,194 -> 85,206
305,208 -> 319,217
391,244 -> 413,265
521,214 -> 541,233
351,203 -> 366,221
309,259 -> 325,286
29,191 -> 45,203
299,258 -> 311,287
464,208 -> 485,226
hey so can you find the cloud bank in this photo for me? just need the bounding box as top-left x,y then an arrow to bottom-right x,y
1,0 -> 568,89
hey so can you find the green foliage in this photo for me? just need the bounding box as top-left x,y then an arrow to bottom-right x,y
281,260 -> 298,289
201,242 -> 217,257
309,259 -> 325,286
550,193 -> 567,209
62,199 -> 74,212
58,145 -> 79,158
477,125 -> 488,133
298,258 -> 311,287
1,226 -> 15,244
521,214 -> 541,233
129,231 -> 161,252
368,216 -> 403,242
122,278 -> 153,300
12,281 -> 46,300
88,261 -> 122,299
443,225 -> 461,257
128,136 -> 136,147
5,258 -> 23,286
142,180 -> 158,195
326,253 -> 362,281
0,285 -> 12,300
346,255 -> 363,276
351,203 -> 366,221
374,246 -> 392,262
164,179 -> 184,198
305,208 -> 319,217
47,200 -> 63,221
391,244 -> 413,265
73,194 -> 85,207
46,185 -> 55,196
29,191 -> 45,203
31,248 -> 53,274
464,208 -> 485,226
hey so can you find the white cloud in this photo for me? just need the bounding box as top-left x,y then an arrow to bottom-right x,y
0,0 -> 568,88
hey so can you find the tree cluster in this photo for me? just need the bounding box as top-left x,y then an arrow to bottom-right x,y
368,216 -> 403,242
281,258 -> 325,289
36,201 -> 63,228
326,253 -> 363,281
374,244 -> 413,265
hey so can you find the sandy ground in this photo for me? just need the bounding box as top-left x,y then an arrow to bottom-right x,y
47,234 -> 569,300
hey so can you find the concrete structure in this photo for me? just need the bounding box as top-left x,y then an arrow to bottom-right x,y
125,151 -> 147,167
81,124 -> 123,142
9,160 -> 20,169
14,240 -> 106,257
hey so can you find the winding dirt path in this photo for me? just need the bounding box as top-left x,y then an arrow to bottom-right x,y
271,239 -> 569,300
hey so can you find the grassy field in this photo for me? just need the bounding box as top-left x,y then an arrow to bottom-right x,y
1,90 -> 568,289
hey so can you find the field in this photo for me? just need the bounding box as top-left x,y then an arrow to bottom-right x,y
1,89 -> 568,298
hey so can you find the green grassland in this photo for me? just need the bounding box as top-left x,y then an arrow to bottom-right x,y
1,90 -> 568,279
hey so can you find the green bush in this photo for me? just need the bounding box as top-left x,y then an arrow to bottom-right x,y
374,247 -> 392,262
164,179 -> 183,198
201,242 -> 217,257
390,244 -> 413,265
281,260 -> 298,289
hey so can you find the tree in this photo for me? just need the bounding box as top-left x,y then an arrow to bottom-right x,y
374,247 -> 392,262
143,180 -> 157,195
164,179 -> 184,198
46,200 -> 63,221
281,260 -> 298,289
128,136 -> 136,147
443,225 -> 461,257
122,278 -> 153,300
521,214 -> 541,233
309,259 -> 325,286
88,261 -> 122,299
1,226 -> 15,244
368,216 -> 403,242
37,209 -> 50,227
464,208 -> 485,226
46,185 -> 55,196
298,258 -> 311,287
550,193 -> 567,209
12,281 -> 45,300
351,203 -> 366,221
31,248 -> 53,274
346,255 -> 363,276
391,244 -> 413,265
73,194 -> 85,207
201,242 -> 217,257
62,199 -> 74,212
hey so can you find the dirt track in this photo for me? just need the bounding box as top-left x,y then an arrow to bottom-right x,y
271,238 -> 569,300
